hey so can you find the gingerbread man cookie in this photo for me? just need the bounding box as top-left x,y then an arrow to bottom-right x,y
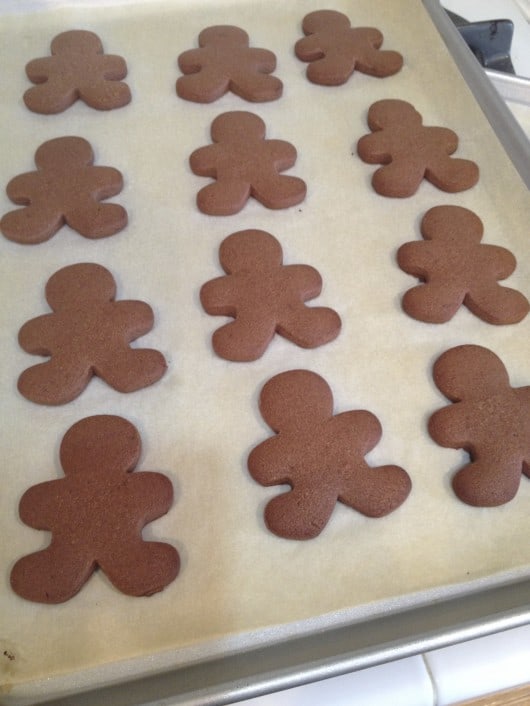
397,205 -> 529,324
357,99 -> 479,197
189,111 -> 306,215
10,415 -> 180,603
429,345 -> 530,507
200,229 -> 341,361
1,136 -> 127,244
24,29 -> 131,114
295,9 -> 403,85
18,263 -> 166,405
248,370 -> 411,539
177,25 -> 283,103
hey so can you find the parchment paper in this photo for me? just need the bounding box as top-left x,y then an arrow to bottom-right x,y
1,1 -> 529,702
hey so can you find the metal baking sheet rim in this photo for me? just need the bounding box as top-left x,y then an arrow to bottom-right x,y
425,0 -> 530,188
4,2 -> 530,705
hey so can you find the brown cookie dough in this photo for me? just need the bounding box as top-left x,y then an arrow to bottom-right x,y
189,111 -> 306,215
10,415 -> 180,603
1,136 -> 127,244
18,263 -> 167,405
357,99 -> 479,197
429,345 -> 530,507
397,205 -> 529,324
248,370 -> 411,539
295,9 -> 403,85
177,25 -> 283,103
24,29 -> 131,114
200,229 -> 341,361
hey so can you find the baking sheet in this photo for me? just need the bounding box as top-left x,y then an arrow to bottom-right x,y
1,1 -> 529,704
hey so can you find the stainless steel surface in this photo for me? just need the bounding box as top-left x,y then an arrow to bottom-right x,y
36,577 -> 530,705
486,70 -> 530,105
426,0 -> 530,186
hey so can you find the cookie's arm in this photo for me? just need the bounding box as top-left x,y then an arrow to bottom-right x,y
99,54 -> 128,81
428,403 -> 474,449
357,131 -> 394,164
266,139 -> 297,170
189,144 -> 220,176
125,472 -> 174,521
248,436 -> 291,486
396,241 -> 433,276
18,480 -> 63,529
247,48 -> 278,72
177,48 -> 206,74
25,56 -> 57,84
86,166 -> 125,199
294,34 -> 326,62
200,275 -> 239,315
18,314 -> 58,354
283,264 -> 322,297
111,300 -> 155,340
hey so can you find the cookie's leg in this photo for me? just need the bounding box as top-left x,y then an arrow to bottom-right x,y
278,305 -> 341,348
95,348 -> 167,392
452,457 -> 522,506
1,202 -> 64,244
465,283 -> 529,325
10,544 -> 96,603
251,174 -> 306,210
18,359 -> 92,405
177,69 -> 229,103
339,462 -> 411,517
100,540 -> 180,596
426,157 -> 479,193
197,179 -> 251,215
231,71 -> 283,102
306,54 -> 355,86
372,159 -> 426,198
357,48 -> 403,77
212,316 -> 276,361
402,279 -> 465,323
264,482 -> 338,540
66,200 -> 127,238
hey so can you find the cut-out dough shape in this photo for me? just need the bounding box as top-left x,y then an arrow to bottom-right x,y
248,370 -> 411,539
177,25 -> 282,102
18,263 -> 166,405
1,136 -> 127,244
357,99 -> 479,197
10,415 -> 179,603
397,205 -> 529,324
200,229 -> 341,361
24,29 -> 131,114
189,111 -> 306,215
429,345 -> 530,507
295,9 -> 403,85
